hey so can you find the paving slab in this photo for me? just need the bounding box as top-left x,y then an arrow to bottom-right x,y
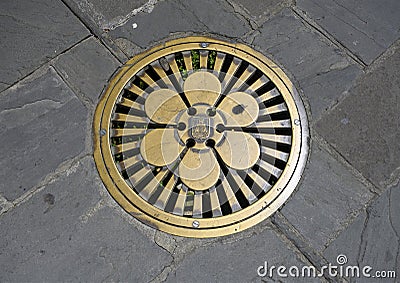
107,0 -> 250,49
0,0 -> 89,92
0,158 -> 172,282
253,8 -> 360,120
302,64 -> 362,120
280,143 -> 374,253
297,0 -> 400,64
166,226 -> 321,283
0,68 -> 87,201
231,0 -> 291,25
53,37 -> 120,104
316,44 -> 400,189
324,182 -> 400,282
64,0 -> 149,30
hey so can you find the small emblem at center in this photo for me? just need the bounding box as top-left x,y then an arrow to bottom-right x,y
189,116 -> 211,141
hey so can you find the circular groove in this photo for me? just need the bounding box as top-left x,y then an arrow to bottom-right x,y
94,36 -> 309,238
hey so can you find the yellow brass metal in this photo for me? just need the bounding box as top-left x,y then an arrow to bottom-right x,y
93,36 -> 309,238
215,131 -> 260,170
179,149 -> 220,191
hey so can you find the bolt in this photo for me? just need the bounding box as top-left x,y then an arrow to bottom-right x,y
294,119 -> 300,126
192,220 -> 200,228
100,129 -> 107,136
200,42 -> 208,48
187,107 -> 197,116
177,122 -> 186,131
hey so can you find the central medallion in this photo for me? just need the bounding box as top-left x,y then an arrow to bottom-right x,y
189,116 -> 211,142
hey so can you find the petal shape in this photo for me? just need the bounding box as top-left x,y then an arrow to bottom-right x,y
178,149 -> 220,191
145,89 -> 186,124
183,71 -> 221,106
218,92 -> 259,127
140,129 -> 183,167
215,131 -> 260,170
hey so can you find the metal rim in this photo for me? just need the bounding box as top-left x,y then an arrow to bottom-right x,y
94,36 -> 309,238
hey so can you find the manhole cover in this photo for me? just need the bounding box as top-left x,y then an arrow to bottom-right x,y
94,36 -> 309,237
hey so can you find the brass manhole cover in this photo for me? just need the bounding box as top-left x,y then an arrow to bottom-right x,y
94,36 -> 309,238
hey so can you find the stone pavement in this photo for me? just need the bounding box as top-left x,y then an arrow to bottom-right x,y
0,0 -> 399,282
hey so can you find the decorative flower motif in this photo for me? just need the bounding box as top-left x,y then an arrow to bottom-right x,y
140,71 -> 260,190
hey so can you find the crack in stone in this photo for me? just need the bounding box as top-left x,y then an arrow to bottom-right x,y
0,99 -> 64,116
388,188 -> 400,275
98,246 -> 117,283
292,7 -> 367,68
104,0 -> 160,30
0,194 -> 13,214
79,199 -> 105,223
330,0 -> 368,25
356,209 -> 370,266
0,154 -> 92,217
270,212 -> 337,282
175,0 -> 208,30
307,0 -> 384,49
50,64 -> 93,110
223,0 -> 258,31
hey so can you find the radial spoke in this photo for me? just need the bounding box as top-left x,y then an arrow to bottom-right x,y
253,133 -> 292,144
172,185 -> 188,216
230,170 -> 257,204
112,113 -> 149,124
166,54 -> 184,85
258,103 -> 288,116
220,175 -> 241,212
246,169 -> 272,193
193,192 -> 203,218
231,65 -> 256,91
154,176 -> 177,210
209,187 -> 223,217
182,51 -> 193,72
111,128 -> 146,137
213,52 -> 226,73
137,69 -> 156,88
261,146 -> 289,162
199,50 -> 208,69
139,169 -> 170,200
112,140 -> 140,155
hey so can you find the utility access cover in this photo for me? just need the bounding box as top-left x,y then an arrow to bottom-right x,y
94,37 -> 309,238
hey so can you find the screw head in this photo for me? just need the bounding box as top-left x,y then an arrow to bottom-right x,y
200,42 -> 208,48
100,129 -> 107,136
192,220 -> 200,228
294,119 -> 300,126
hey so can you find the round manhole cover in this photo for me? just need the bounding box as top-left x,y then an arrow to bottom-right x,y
94,36 -> 309,237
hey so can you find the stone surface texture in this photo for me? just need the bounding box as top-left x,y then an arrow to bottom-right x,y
297,0 -> 400,64
53,37 -> 120,104
0,0 -> 89,92
316,44 -> 400,189
253,9 -> 362,120
281,144 -> 374,252
0,158 -> 172,282
324,182 -> 400,281
0,68 -> 87,201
